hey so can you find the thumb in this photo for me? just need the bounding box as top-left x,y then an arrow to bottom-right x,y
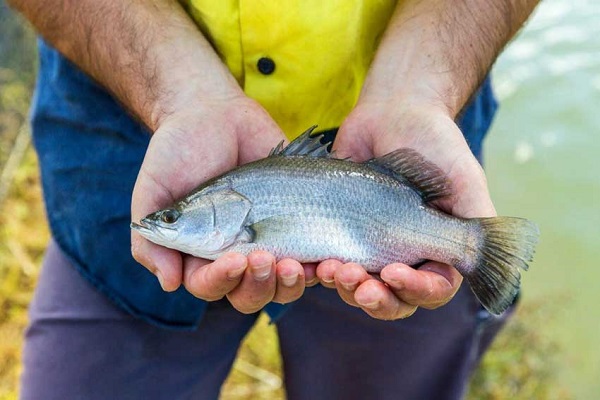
235,103 -> 287,164
131,167 -> 184,291
331,113 -> 376,162
434,153 -> 497,219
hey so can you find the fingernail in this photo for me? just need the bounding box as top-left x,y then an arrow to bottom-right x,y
252,262 -> 272,281
321,276 -> 334,284
281,273 -> 298,287
155,270 -> 166,291
305,277 -> 318,286
227,265 -> 246,280
341,281 -> 357,291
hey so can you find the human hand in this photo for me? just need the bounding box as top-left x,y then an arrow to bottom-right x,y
316,101 -> 497,320
131,95 -> 311,313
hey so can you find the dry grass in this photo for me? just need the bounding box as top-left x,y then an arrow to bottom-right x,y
221,314 -> 285,400
467,300 -> 572,400
0,148 -> 48,399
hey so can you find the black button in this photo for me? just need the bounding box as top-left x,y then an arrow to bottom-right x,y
257,57 -> 276,75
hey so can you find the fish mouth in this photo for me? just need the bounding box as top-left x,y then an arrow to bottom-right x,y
130,219 -> 156,235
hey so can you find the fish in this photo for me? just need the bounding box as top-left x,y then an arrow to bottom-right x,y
131,126 -> 540,315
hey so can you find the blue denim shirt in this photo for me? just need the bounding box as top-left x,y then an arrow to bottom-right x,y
31,40 -> 497,330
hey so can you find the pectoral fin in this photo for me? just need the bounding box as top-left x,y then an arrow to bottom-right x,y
247,215 -> 291,243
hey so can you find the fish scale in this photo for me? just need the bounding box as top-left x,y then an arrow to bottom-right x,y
209,156 -> 474,270
132,127 -> 539,315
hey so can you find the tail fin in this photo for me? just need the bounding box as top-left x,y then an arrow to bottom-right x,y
467,217 -> 540,315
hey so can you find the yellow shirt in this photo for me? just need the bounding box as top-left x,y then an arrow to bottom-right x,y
183,1 -> 397,139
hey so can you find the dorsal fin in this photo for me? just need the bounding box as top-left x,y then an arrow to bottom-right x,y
365,149 -> 452,203
269,125 -> 333,158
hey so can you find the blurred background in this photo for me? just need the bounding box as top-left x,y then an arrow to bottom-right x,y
0,0 -> 597,399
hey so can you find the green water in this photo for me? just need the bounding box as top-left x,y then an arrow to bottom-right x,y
486,1 -> 600,397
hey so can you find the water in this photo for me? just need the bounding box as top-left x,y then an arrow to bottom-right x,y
487,1 -> 600,397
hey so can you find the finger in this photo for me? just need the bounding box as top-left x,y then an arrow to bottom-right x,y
303,263 -> 320,287
131,231 -> 183,292
316,259 -> 343,289
333,263 -> 373,307
131,163 -> 183,290
182,252 -> 247,301
272,259 -> 305,304
354,279 -> 418,320
226,251 -> 276,314
380,262 -> 463,309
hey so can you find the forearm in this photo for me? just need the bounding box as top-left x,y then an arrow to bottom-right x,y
8,0 -> 241,130
361,0 -> 540,117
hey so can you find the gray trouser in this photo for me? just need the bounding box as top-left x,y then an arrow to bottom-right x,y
20,241 -> 509,400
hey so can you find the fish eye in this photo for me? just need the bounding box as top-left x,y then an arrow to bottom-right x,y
161,209 -> 179,224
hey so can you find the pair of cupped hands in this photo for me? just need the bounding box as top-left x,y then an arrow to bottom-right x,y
131,94 -> 496,321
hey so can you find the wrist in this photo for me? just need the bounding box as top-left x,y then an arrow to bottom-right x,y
352,94 -> 454,128
358,0 -> 537,120
133,33 -> 245,132
11,0 -> 244,133
146,65 -> 244,132
357,54 -> 464,120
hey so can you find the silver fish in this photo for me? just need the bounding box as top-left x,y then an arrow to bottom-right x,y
132,126 -> 539,315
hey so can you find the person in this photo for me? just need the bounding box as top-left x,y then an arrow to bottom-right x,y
9,1 -> 539,399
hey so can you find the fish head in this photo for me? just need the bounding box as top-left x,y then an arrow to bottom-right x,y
131,189 -> 252,259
